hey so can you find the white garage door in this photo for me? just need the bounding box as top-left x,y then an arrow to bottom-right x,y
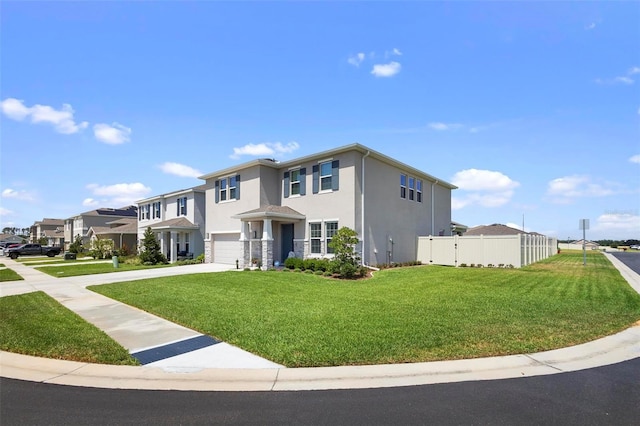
213,234 -> 242,265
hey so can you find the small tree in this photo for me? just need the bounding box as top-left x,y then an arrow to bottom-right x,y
69,235 -> 84,254
328,227 -> 361,278
90,237 -> 114,259
37,237 -> 49,245
139,227 -> 167,265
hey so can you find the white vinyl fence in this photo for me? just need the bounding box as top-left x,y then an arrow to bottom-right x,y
417,234 -> 558,268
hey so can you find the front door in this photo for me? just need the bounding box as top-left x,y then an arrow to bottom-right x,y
281,224 -> 294,262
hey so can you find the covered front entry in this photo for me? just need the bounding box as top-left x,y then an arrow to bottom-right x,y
150,218 -> 201,263
281,223 -> 294,261
232,205 -> 305,269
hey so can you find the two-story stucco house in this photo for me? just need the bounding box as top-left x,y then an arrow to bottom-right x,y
64,206 -> 138,251
136,185 -> 207,262
30,218 -> 65,247
199,143 -> 456,268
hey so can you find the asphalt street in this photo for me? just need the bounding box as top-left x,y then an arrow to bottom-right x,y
2,357 -> 639,425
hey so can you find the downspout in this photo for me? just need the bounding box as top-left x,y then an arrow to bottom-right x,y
431,180 -> 439,235
361,150 -> 370,266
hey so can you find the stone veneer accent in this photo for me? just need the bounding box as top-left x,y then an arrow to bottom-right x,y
204,239 -> 212,263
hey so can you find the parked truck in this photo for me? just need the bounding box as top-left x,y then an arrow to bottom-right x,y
4,243 -> 62,259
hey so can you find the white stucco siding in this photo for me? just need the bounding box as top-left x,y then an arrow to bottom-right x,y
281,151 -> 358,236
362,156 -> 450,266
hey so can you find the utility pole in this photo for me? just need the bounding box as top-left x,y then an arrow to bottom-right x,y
579,219 -> 589,266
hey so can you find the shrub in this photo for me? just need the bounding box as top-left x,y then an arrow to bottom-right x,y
303,258 -> 317,271
284,257 -> 303,270
195,254 -> 205,263
69,235 -> 84,254
314,270 -> 324,276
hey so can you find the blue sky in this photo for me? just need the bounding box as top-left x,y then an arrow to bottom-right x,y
1,1 -> 638,241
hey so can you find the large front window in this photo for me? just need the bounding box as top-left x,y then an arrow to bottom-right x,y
310,223 -> 322,254
325,221 -> 338,254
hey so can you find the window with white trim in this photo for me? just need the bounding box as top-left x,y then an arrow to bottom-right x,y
290,169 -> 301,196
416,179 -> 423,202
152,202 -> 161,219
310,223 -> 322,254
177,197 -> 187,216
217,175 -> 240,202
320,161 -> 332,191
140,204 -> 150,220
409,177 -> 415,201
325,221 -> 338,254
400,174 -> 407,199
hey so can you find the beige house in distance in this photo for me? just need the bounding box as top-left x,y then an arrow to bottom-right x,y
30,218 -> 65,247
64,206 -> 138,251
199,143 -> 456,268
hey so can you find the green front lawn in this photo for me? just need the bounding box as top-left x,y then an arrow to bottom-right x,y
36,261 -> 173,277
0,268 -> 24,282
0,291 -> 138,365
89,252 -> 640,367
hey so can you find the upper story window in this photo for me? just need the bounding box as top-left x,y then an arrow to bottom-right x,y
284,168 -> 306,198
409,177 -> 415,201
177,197 -> 187,216
152,201 -> 161,219
215,175 -> 241,203
400,174 -> 407,199
140,204 -> 150,220
312,160 -> 339,193
416,179 -> 423,202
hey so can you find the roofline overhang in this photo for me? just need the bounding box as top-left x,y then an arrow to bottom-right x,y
231,212 -> 306,221
197,143 -> 457,190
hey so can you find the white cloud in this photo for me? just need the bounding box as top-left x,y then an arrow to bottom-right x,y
93,122 -> 132,144
82,198 -> 99,207
593,213 -> 640,237
428,122 -> 463,131
546,175 -> 618,203
230,141 -> 300,159
371,61 -> 401,77
595,66 -> 640,85
0,207 -> 13,216
392,48 -> 402,56
451,169 -> 520,209
86,182 -> 152,206
585,22 -> 596,30
159,162 -> 203,178
629,154 -> 640,164
348,53 -> 365,67
1,188 -> 35,201
0,98 -> 88,134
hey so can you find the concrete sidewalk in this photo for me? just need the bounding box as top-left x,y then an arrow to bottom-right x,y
1,254 -> 639,391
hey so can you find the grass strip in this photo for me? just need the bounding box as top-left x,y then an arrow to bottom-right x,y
0,291 -> 138,365
90,252 -> 640,367
36,262 -> 173,277
0,268 -> 24,282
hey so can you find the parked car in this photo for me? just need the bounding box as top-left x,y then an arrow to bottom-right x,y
4,243 -> 62,259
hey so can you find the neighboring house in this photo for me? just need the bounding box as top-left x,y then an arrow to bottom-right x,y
86,217 -> 138,253
0,233 -> 25,244
29,218 -> 65,247
450,221 -> 468,236
64,206 -> 138,251
199,143 -> 456,268
464,223 -> 529,236
567,239 -> 600,250
136,185 -> 207,262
